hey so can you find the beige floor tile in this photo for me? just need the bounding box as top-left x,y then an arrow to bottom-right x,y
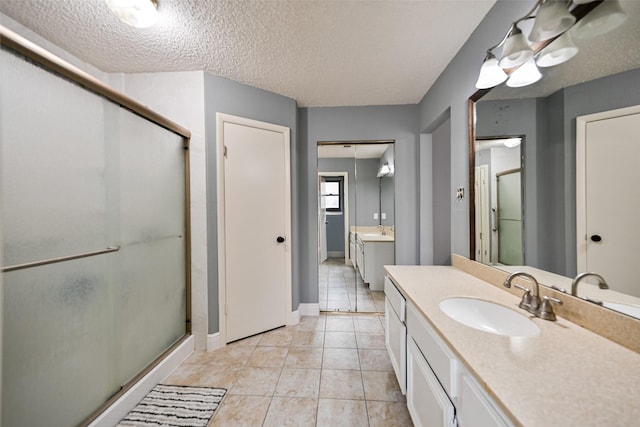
208,395 -> 270,427
274,368 -> 321,398
362,371 -> 405,402
322,348 -> 360,370
324,331 -> 357,348
358,349 -> 394,372
184,346 -> 254,367
292,330 -> 325,348
258,327 -> 296,347
319,369 -> 364,400
354,317 -> 384,333
325,317 -> 355,332
284,347 -> 324,369
263,396 -> 318,427
356,332 -> 386,349
229,366 -> 282,396
366,400 -> 413,427
228,333 -> 263,347
316,399 -> 369,427
247,346 -> 289,368
164,364 -> 242,389
296,316 -> 327,331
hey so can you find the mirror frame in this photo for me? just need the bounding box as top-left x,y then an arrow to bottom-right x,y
468,1 -> 603,259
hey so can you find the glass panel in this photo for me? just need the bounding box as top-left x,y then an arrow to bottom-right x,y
2,256 -> 119,427
0,48 -> 112,267
497,171 -> 524,265
117,109 -> 186,383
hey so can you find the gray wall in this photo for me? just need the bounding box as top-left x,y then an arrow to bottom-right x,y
432,117 -> 451,265
418,0 -> 533,258
204,74 -> 298,334
298,105 -> 420,305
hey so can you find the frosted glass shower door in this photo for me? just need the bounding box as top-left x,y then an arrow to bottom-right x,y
1,45 -> 188,426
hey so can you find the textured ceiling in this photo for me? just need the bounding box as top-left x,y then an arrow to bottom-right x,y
0,0 -> 496,107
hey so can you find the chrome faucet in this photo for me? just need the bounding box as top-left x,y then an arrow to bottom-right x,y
571,272 -> 609,296
503,271 -> 563,320
503,272 -> 541,313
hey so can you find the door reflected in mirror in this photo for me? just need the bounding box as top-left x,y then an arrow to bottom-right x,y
317,141 -> 395,313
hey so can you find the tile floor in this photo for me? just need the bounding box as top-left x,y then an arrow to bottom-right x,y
319,258 -> 386,312
164,314 -> 412,426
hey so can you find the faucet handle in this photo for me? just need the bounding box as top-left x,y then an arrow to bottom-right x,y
535,296 -> 563,321
513,284 -> 533,312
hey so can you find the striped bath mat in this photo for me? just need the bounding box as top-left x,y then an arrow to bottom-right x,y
118,384 -> 226,427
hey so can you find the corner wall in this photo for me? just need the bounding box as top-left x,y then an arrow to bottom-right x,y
204,74 -> 298,334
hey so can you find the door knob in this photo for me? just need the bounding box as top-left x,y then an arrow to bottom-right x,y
590,234 -> 602,243
277,236 -> 286,243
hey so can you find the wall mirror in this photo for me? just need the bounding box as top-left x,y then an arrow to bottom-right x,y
469,0 -> 640,319
317,141 -> 395,313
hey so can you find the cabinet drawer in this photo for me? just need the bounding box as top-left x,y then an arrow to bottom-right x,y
407,303 -> 457,398
407,338 -> 456,427
384,276 -> 405,321
385,298 -> 407,394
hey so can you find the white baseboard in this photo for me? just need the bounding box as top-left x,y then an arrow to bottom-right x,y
89,335 -> 195,427
298,303 -> 320,316
207,332 -> 222,351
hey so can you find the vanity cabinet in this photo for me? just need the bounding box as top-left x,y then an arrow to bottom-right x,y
386,275 -> 513,427
357,236 -> 394,291
384,276 -> 406,394
349,232 -> 356,268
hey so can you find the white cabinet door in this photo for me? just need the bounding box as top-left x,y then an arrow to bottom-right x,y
407,338 -> 456,427
385,297 -> 406,394
457,367 -> 512,427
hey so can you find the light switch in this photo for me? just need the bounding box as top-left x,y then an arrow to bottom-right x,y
373,213 -> 379,219
382,213 -> 387,219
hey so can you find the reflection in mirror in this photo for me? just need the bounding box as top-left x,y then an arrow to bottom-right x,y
469,0 -> 640,319
317,141 -> 395,313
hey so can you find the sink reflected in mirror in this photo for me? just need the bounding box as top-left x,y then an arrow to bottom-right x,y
602,302 -> 640,319
439,297 -> 540,337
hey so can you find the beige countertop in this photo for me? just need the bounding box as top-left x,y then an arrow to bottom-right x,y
385,265 -> 640,427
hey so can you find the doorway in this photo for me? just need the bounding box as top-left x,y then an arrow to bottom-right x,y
216,113 -> 292,343
317,141 -> 395,313
577,105 -> 640,298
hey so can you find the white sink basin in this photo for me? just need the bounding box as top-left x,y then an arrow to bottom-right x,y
439,297 -> 540,337
602,302 -> 640,318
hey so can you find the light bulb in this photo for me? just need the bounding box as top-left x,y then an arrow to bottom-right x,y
106,0 -> 159,28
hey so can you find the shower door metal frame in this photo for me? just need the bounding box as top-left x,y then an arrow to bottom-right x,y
0,25 -> 192,426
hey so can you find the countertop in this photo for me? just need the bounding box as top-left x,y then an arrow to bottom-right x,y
356,232 -> 394,242
385,265 -> 640,427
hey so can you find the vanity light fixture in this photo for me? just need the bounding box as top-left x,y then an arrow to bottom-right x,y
536,31 -> 579,67
377,163 -> 392,178
498,24 -> 534,69
474,0 -> 612,90
507,58 -> 542,88
105,0 -> 159,28
502,137 -> 522,148
528,0 -> 576,42
475,51 -> 509,89
572,0 -> 627,39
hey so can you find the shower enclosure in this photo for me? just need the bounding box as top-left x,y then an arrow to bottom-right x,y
0,27 -> 191,426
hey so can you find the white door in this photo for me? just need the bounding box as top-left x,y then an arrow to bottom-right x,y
217,113 -> 291,343
577,106 -> 640,297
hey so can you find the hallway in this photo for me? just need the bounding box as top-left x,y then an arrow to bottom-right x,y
164,314 -> 411,426
318,258 -> 386,313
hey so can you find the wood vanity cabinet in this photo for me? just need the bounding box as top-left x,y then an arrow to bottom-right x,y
384,276 -> 406,394
357,236 -> 394,291
385,275 -> 513,427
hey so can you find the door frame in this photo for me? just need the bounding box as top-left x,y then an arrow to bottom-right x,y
318,172 -> 350,265
216,112 -> 292,346
576,104 -> 640,273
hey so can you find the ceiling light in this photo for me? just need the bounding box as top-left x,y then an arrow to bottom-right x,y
529,0 -> 576,42
507,58 -> 542,87
106,0 -> 159,28
536,32 -> 579,67
499,25 -> 534,69
475,51 -> 509,89
572,0 -> 627,39
503,138 -> 522,148
377,163 -> 391,178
